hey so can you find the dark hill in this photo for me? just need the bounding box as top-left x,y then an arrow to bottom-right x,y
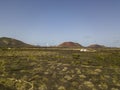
0,37 -> 33,48
87,44 -> 106,48
58,42 -> 82,47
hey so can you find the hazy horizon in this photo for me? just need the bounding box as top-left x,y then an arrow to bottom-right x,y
0,0 -> 120,47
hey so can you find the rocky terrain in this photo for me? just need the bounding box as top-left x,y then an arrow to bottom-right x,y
0,48 -> 120,90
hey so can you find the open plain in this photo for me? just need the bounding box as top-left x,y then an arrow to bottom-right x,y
0,48 -> 120,90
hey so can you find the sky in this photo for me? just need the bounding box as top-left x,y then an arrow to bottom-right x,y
0,0 -> 120,47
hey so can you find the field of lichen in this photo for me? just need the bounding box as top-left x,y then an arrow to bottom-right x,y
0,48 -> 120,90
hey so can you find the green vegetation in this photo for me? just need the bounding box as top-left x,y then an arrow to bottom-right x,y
0,48 -> 120,90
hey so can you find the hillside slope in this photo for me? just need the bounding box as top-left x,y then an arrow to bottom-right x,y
58,42 -> 83,47
87,44 -> 106,48
0,37 -> 33,47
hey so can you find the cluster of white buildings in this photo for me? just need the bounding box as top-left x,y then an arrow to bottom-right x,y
80,48 -> 88,52
80,48 -> 96,52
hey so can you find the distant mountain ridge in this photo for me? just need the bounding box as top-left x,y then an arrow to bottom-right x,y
0,37 -> 33,48
0,37 -> 108,48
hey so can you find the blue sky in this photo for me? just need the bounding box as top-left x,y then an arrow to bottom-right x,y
0,0 -> 120,47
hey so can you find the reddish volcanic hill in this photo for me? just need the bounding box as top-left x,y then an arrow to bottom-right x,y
58,42 -> 82,47
87,44 -> 105,48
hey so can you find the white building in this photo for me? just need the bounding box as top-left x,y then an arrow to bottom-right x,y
80,49 -> 88,52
